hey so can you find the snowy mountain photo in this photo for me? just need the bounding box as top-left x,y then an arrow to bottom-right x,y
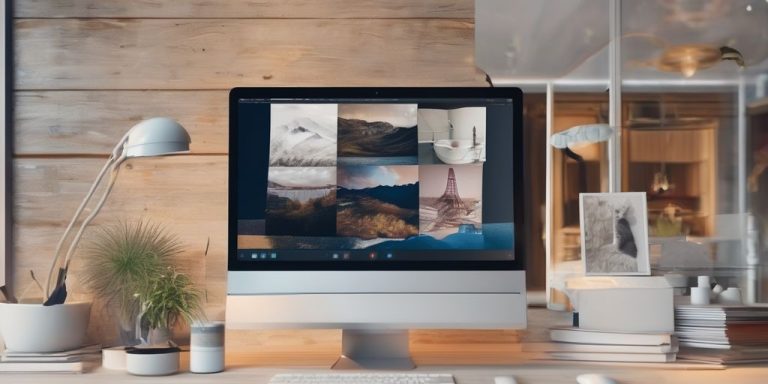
270,104 -> 338,166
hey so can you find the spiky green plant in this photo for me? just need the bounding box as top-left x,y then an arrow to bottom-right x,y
140,266 -> 203,331
80,220 -> 182,328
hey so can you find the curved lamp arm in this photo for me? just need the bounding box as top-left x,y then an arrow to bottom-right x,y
44,132 -> 130,299
43,117 -> 190,304
62,153 -> 126,270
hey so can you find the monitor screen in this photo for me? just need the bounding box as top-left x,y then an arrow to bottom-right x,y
229,88 -> 523,270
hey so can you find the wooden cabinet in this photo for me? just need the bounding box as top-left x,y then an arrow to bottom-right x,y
624,123 -> 717,236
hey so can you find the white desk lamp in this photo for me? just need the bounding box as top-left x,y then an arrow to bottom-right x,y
43,117 -> 191,305
551,124 -> 613,150
551,124 -> 614,192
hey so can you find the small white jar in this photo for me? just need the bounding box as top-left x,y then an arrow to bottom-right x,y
190,321 -> 225,373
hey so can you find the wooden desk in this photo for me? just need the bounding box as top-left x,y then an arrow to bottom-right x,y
2,309 -> 767,383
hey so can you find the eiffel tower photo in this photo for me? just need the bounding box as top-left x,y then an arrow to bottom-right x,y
432,167 -> 472,228
435,168 -> 468,212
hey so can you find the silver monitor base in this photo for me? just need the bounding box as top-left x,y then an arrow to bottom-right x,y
332,330 -> 416,370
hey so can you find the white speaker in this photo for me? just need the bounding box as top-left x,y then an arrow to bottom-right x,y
190,322 -> 225,373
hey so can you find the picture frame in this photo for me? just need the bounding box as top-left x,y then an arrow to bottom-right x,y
580,192 -> 650,276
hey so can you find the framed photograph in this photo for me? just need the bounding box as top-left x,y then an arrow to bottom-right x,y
580,192 -> 650,276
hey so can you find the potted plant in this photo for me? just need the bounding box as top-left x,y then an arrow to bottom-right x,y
125,265 -> 202,376
137,266 -> 203,346
0,119 -> 191,354
79,219 -> 182,346
79,219 -> 203,375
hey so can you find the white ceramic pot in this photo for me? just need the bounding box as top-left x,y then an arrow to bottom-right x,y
126,347 -> 180,376
0,301 -> 91,353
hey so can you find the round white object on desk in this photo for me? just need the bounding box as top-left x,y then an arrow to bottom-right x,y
0,301 -> 91,353
719,287 -> 743,305
711,284 -> 724,301
125,347 -> 180,376
691,286 -> 711,305
576,373 -> 617,384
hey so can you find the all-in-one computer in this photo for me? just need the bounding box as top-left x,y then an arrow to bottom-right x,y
226,87 -> 526,371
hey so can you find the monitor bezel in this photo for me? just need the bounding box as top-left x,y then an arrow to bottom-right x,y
228,87 -> 525,271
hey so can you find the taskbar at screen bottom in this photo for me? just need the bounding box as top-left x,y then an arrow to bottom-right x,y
237,249 -> 514,262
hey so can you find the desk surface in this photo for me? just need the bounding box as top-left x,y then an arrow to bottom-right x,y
2,308 -> 767,384
3,362 -> 767,384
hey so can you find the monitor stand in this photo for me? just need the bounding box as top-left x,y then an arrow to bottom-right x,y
332,330 -> 415,370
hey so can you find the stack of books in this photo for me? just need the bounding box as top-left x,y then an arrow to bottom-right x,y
528,327 -> 678,363
675,305 -> 768,364
0,344 -> 101,373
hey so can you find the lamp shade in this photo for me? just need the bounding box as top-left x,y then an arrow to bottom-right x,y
124,117 -> 191,158
551,124 -> 613,149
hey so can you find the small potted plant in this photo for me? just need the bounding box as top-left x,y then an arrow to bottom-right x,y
79,219 -> 203,375
137,266 -> 203,346
126,266 -> 203,376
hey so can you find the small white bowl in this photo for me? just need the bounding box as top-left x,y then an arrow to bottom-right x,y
126,347 -> 180,376
0,301 -> 91,353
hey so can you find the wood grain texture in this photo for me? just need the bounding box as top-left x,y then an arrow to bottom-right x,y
12,155 -> 227,343
14,19 -> 483,90
15,91 -> 228,155
15,0 -> 473,19
8,0 -> 497,347
12,156 -> 228,301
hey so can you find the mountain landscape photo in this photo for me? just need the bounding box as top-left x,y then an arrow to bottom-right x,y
266,167 -> 337,236
270,104 -> 338,166
336,165 -> 419,240
338,104 -> 418,164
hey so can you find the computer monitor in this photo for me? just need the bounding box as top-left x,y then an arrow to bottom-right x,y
227,87 -> 526,369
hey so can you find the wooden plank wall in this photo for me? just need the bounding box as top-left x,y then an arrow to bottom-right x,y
10,0 -> 502,346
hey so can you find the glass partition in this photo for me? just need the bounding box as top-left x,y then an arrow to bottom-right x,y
548,92 -> 611,309
476,0 -> 768,308
620,0 -> 768,303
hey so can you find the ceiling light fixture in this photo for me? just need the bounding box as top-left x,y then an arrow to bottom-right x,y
656,44 -> 721,78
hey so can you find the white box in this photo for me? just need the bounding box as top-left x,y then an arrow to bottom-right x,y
566,277 -> 674,333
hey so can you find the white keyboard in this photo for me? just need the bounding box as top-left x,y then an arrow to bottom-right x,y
269,373 -> 455,384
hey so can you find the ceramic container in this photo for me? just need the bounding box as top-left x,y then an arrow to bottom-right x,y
0,301 -> 91,353
125,347 -> 180,376
190,321 -> 225,373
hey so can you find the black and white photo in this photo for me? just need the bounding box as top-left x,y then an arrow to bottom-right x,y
269,104 -> 338,166
580,192 -> 650,275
